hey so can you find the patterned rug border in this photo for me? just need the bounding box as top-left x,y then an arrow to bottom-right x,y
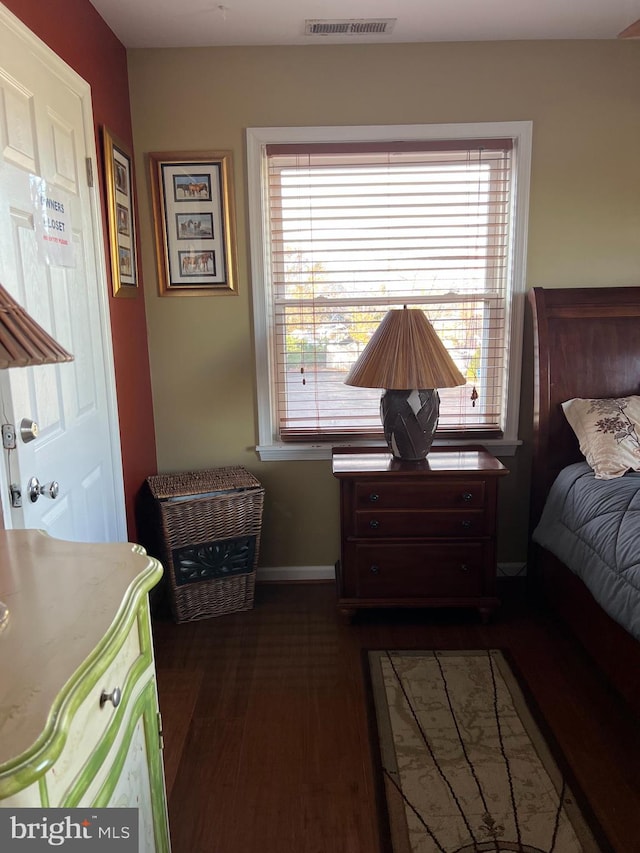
363,648 -> 614,853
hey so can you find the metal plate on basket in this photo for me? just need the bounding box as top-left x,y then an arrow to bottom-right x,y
172,535 -> 257,585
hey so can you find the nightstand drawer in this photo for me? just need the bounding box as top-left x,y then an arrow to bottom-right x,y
354,480 -> 485,509
354,510 -> 485,538
354,543 -> 484,598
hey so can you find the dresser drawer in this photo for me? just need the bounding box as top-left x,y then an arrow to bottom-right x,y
354,480 -> 485,510
45,614 -> 149,805
354,542 -> 485,598
354,509 -> 486,538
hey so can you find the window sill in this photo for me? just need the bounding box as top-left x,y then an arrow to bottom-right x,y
256,438 -> 522,461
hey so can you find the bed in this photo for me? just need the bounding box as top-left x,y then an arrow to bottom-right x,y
528,285 -> 640,716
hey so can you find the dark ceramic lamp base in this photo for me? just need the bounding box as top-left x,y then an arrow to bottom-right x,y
380,388 -> 440,461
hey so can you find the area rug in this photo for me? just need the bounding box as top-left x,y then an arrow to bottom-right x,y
366,650 -> 608,853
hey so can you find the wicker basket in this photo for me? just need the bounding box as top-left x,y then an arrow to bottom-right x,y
144,466 -> 264,623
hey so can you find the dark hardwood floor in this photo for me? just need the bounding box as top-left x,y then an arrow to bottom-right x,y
152,582 -> 640,853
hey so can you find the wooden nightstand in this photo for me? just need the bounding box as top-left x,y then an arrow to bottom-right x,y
332,446 -> 509,622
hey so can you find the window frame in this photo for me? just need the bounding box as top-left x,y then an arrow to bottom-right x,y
247,122 -> 532,461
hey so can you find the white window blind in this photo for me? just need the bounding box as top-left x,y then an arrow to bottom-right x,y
264,138 -> 515,442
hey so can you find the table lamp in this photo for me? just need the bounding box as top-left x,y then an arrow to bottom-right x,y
344,306 -> 465,461
0,281 -> 74,632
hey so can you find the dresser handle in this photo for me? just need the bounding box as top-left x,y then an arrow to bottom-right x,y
460,564 -> 469,572
370,565 -> 380,574
369,519 -> 380,529
100,686 -> 122,709
462,492 -> 473,502
368,492 -> 379,502
461,519 -> 473,529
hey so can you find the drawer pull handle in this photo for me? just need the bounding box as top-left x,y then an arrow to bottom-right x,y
460,564 -> 470,572
100,686 -> 122,709
368,492 -> 379,503
462,492 -> 473,502
369,519 -> 380,529
461,519 -> 473,529
370,565 -> 380,574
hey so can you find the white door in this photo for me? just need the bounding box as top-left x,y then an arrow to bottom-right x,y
0,6 -> 126,542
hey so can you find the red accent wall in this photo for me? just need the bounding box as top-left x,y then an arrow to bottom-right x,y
2,0 -> 157,540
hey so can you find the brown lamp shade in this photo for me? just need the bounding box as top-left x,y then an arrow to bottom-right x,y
619,18 -> 640,38
345,307 -> 465,390
0,283 -> 74,368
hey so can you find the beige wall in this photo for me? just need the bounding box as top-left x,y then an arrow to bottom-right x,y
128,40 -> 640,569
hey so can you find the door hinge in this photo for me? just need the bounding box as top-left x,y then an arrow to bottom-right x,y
9,483 -> 22,508
157,711 -> 164,750
85,157 -> 94,188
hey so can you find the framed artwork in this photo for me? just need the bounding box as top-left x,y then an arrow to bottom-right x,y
102,127 -> 138,297
148,150 -> 238,296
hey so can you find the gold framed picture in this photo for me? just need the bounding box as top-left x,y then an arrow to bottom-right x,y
102,127 -> 138,297
148,150 -> 238,296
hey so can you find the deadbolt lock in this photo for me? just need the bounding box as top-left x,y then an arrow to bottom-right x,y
20,419 -> 39,443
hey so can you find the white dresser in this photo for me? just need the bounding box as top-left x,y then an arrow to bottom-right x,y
0,530 -> 170,852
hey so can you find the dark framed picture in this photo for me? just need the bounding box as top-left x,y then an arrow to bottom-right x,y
114,160 -> 128,194
117,203 -> 130,236
173,174 -> 211,202
176,213 -> 214,239
149,150 -> 238,296
102,127 -> 138,297
178,250 -> 216,276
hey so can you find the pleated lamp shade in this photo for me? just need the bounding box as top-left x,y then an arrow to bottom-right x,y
0,283 -> 74,368
618,18 -> 640,38
344,307 -> 466,461
345,307 -> 465,390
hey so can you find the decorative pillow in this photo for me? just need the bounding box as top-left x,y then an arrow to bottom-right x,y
561,396 -> 640,479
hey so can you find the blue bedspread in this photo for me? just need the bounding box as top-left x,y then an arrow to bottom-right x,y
532,461 -> 640,640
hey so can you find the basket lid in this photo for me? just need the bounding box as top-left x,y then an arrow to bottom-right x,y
146,466 -> 262,500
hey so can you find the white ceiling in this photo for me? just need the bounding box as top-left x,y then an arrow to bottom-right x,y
88,0 -> 640,49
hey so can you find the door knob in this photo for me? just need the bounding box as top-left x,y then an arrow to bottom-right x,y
27,477 -> 59,502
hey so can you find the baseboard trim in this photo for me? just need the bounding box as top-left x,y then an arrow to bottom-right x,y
257,565 -> 336,582
257,562 -> 527,583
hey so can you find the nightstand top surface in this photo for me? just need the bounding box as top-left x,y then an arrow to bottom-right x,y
332,445 -> 508,477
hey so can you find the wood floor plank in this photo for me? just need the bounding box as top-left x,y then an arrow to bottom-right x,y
155,667 -> 203,795
152,582 -> 640,853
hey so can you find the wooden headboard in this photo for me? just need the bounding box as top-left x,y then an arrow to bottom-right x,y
528,286 -> 640,525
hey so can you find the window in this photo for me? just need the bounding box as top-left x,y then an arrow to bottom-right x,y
247,123 -> 532,461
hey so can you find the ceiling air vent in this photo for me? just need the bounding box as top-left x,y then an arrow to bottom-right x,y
304,19 -> 397,36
